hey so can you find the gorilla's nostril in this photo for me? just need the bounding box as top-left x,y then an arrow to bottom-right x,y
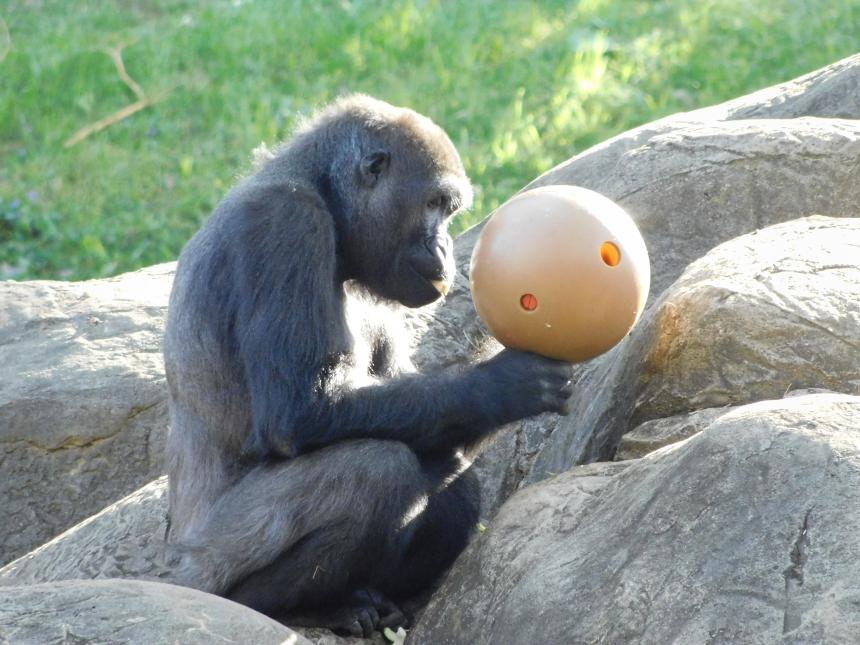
426,235 -> 452,266
424,236 -> 443,259
416,233 -> 453,284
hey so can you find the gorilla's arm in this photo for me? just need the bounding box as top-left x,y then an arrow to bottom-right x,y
230,186 -> 570,460
297,358 -> 566,454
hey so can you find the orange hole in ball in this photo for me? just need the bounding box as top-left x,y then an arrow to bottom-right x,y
520,293 -> 538,311
600,241 -> 621,266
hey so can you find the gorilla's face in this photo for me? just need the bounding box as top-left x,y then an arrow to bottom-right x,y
342,115 -> 473,308
387,187 -> 460,308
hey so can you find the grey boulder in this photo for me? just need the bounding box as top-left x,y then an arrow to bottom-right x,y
614,406 -> 732,461
0,477 -> 168,587
0,264 -> 172,564
0,578 -> 310,644
411,393 -> 860,645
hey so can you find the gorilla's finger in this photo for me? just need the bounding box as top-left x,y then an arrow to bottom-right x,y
347,609 -> 372,638
379,609 -> 408,629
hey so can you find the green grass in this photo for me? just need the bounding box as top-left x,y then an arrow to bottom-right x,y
1,0 -> 858,280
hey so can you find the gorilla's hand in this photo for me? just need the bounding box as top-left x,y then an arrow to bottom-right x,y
471,349 -> 573,425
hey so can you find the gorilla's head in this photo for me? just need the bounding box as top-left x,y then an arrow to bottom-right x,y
309,96 -> 473,308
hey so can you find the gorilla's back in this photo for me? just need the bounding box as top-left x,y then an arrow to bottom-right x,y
164,206 -> 252,540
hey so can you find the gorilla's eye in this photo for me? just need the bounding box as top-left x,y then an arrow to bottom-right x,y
428,194 -> 458,216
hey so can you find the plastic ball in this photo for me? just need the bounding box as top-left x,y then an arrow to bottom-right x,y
469,185 -> 650,362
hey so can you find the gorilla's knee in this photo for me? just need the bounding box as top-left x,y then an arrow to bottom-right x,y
331,439 -> 423,490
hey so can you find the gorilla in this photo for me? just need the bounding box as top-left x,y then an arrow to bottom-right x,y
164,95 -> 571,636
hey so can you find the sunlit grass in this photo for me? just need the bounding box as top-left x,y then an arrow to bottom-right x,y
1,0 -> 858,279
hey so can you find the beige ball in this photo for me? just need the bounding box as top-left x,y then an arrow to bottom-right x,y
469,185 -> 650,362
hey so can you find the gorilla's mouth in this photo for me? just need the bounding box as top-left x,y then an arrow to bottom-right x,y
391,267 -> 449,308
430,278 -> 451,297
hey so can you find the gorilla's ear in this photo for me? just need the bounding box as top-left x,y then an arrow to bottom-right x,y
359,150 -> 390,187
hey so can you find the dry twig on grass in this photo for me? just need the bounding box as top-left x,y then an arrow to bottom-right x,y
64,44 -> 171,148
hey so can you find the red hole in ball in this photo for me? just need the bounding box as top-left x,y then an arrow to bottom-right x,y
600,241 -> 621,266
520,293 -> 538,311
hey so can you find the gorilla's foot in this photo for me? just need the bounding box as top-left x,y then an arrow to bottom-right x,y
331,588 -> 407,637
282,587 -> 407,638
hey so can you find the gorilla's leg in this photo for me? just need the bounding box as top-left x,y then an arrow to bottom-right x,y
226,524 -> 354,614
229,534 -> 407,636
171,439 -> 426,613
372,457 -> 480,600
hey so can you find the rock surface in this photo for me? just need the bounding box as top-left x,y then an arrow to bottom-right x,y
693,52 -> 860,121
0,477 -> 168,586
616,388 -> 841,461
632,216 -> 860,422
614,406 -> 731,461
0,578 -> 310,644
0,263 -> 173,564
411,393 -> 860,645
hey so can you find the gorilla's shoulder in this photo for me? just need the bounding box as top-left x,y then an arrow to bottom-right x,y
225,177 -> 326,218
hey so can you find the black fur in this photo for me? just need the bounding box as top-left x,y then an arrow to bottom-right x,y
164,95 -> 572,636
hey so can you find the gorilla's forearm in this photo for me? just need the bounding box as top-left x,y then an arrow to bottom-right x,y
245,349 -> 572,460
294,370 -> 495,454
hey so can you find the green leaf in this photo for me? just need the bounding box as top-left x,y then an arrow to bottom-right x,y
179,156 -> 194,178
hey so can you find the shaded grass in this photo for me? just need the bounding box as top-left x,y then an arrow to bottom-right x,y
1,0 -> 858,279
